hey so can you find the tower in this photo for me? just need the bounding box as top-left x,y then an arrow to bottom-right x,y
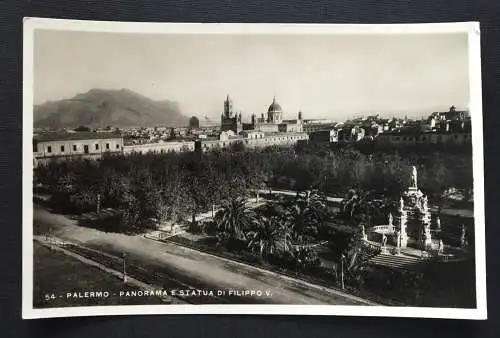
220,95 -> 242,134
224,94 -> 233,117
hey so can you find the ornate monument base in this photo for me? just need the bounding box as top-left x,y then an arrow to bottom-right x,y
371,166 -> 440,251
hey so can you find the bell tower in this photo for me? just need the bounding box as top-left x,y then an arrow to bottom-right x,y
224,94 -> 233,118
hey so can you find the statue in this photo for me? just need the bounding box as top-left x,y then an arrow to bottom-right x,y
388,213 -> 393,227
425,222 -> 431,237
382,233 -> 387,247
410,165 -> 418,188
435,217 -> 441,231
438,240 -> 444,255
460,224 -> 467,248
422,196 -> 428,211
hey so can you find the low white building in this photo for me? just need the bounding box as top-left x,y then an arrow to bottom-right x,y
123,140 -> 195,154
33,131 -> 123,166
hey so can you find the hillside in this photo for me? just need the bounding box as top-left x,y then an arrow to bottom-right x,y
34,89 -> 189,128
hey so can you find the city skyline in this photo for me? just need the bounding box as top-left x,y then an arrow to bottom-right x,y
34,30 -> 469,121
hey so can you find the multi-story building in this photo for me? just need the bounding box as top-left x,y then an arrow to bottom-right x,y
376,130 -> 472,147
123,140 -> 195,154
33,131 -> 123,166
195,130 -> 308,152
337,125 -> 366,143
302,121 -> 339,134
189,116 -> 200,129
376,108 -> 471,148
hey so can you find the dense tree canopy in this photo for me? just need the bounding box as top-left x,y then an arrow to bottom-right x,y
35,144 -> 472,233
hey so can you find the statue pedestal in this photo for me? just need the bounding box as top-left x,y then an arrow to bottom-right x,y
422,236 -> 432,250
400,234 -> 408,248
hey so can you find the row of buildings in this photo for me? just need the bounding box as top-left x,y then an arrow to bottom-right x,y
308,106 -> 472,147
33,99 -> 472,166
33,96 -> 310,165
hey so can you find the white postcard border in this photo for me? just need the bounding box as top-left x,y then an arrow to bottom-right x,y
22,18 -> 486,320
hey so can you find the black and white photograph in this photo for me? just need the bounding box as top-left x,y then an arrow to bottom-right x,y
22,19 -> 486,319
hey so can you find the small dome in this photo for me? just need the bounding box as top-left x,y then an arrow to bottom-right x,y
267,97 -> 283,113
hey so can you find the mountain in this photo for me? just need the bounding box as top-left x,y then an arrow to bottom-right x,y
34,89 -> 189,128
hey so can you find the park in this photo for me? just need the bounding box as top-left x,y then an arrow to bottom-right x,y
32,143 -> 476,307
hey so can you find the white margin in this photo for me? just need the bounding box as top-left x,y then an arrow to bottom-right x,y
22,18 -> 487,320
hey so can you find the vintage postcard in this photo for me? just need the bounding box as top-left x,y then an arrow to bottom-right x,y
22,18 -> 486,319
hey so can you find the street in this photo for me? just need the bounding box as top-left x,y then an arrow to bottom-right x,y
33,204 -> 374,306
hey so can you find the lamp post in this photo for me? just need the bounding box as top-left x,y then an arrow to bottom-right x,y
122,252 -> 127,283
97,193 -> 101,214
340,254 -> 345,290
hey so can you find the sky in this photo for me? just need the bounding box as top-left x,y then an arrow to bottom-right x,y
33,29 -> 470,121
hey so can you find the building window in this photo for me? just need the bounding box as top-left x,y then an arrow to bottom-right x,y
106,143 -> 110,150
60,145 -> 65,152
116,144 -> 120,149
73,145 -> 77,151
95,144 -> 99,150
47,146 -> 52,153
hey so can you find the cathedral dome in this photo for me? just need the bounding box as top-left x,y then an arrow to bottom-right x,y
267,97 -> 283,113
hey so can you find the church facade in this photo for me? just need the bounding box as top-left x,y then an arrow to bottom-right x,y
222,95 -> 304,134
198,95 -> 309,152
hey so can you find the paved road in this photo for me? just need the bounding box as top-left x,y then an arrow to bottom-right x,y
256,189 -> 474,218
33,205 -> 374,306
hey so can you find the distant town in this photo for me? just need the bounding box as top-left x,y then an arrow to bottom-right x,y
32,95 -> 471,165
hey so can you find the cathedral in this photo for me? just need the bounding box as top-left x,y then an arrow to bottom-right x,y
220,95 -> 304,135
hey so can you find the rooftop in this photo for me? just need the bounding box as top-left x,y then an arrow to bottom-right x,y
34,131 -> 122,142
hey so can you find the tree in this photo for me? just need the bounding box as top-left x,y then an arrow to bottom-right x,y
247,216 -> 280,258
229,141 -> 246,152
292,246 -> 321,271
214,198 -> 257,242
322,222 -> 360,260
277,218 -> 294,253
74,125 -> 91,132
340,189 -> 370,226
283,189 -> 327,240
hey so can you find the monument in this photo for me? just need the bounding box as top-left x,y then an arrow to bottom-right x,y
395,166 -> 435,249
367,165 -> 441,251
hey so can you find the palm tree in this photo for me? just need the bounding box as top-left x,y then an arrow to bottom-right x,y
276,217 -> 294,253
214,198 -> 257,241
340,189 -> 370,226
247,216 -> 280,258
284,189 -> 327,239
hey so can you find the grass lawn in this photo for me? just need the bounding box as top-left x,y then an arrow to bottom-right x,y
33,242 -> 169,308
